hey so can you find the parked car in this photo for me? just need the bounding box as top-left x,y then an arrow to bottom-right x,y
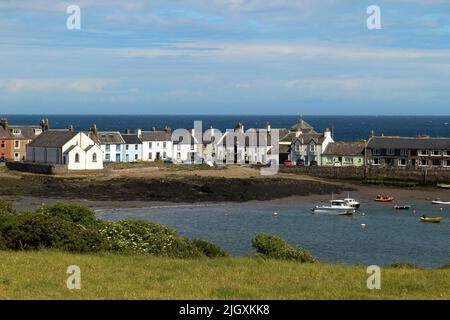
309,160 -> 318,167
0,157 -> 5,163
296,159 -> 305,166
283,159 -> 294,167
163,157 -> 173,164
333,161 -> 342,167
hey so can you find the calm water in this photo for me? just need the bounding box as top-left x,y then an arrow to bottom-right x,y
2,115 -> 450,141
96,200 -> 450,268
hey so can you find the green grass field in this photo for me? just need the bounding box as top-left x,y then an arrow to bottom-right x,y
0,251 -> 448,299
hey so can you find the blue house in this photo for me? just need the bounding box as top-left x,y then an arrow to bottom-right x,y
121,133 -> 143,162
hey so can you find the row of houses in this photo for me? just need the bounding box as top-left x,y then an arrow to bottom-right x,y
2,117 -> 450,170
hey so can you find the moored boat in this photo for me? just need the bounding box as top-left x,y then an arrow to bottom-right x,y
432,198 -> 450,205
420,216 -> 443,223
343,197 -> 361,209
393,204 -> 411,210
312,200 -> 355,216
375,195 -> 395,202
437,183 -> 450,189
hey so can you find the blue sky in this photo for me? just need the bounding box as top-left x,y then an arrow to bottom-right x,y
0,0 -> 449,115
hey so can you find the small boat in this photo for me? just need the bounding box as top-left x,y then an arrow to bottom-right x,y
420,217 -> 443,223
312,200 -> 355,216
343,197 -> 361,209
437,183 -> 450,189
393,204 -> 411,210
432,198 -> 450,205
375,195 -> 395,202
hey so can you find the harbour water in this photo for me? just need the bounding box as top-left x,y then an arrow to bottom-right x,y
3,115 -> 450,141
96,199 -> 450,268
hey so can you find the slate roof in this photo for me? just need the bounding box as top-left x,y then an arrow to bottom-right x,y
367,136 -> 450,150
140,131 -> 172,142
323,142 -> 365,156
95,132 -> 125,145
27,130 -> 78,148
121,134 -> 142,145
0,127 -> 12,139
294,133 -> 326,145
220,130 -> 273,147
290,117 -> 317,134
8,125 -> 42,140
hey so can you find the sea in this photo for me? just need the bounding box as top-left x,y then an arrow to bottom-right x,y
2,115 -> 450,141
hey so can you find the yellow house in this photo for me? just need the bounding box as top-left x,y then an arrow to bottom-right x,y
322,142 -> 365,167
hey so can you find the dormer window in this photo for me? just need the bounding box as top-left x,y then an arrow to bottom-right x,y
309,144 -> 316,152
33,128 -> 42,135
12,129 -> 21,135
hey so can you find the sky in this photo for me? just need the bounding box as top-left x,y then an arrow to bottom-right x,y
0,0 -> 449,115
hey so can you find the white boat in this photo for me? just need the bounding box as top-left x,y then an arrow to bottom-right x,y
432,198 -> 450,205
437,183 -> 450,189
312,200 -> 355,215
343,198 -> 361,209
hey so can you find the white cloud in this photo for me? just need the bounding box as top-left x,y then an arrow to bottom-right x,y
0,78 -> 115,93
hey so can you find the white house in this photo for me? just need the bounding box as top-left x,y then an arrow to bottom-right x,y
88,124 -> 125,163
137,127 -> 173,161
26,130 -> 103,170
171,128 -> 200,163
215,122 -> 277,165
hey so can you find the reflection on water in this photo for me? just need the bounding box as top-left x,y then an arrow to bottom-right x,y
96,200 -> 450,268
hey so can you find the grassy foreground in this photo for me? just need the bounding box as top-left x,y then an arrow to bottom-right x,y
0,251 -> 448,300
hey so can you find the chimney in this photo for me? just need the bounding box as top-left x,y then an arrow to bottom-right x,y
265,121 -> 271,132
370,130 -> 375,138
90,123 -> 98,136
135,128 -> 142,138
68,124 -> 74,131
0,118 -> 7,130
324,128 -> 332,139
125,128 -> 131,134
164,125 -> 172,133
152,127 -> 156,131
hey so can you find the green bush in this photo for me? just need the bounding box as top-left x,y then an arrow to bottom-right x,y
440,263 -> 450,269
98,219 -> 203,258
0,212 -> 108,253
252,233 -> 316,263
193,239 -> 228,258
388,262 -> 418,269
36,203 -> 99,228
0,198 -> 14,214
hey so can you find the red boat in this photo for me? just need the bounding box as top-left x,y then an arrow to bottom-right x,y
375,195 -> 395,202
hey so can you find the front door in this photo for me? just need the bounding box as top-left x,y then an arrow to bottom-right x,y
116,154 -> 121,162
156,152 -> 161,160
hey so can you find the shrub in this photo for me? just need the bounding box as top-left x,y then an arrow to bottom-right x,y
36,203 -> 99,228
0,212 -> 108,253
0,198 -> 14,214
98,219 -> 203,258
252,233 -> 316,263
440,263 -> 450,269
388,262 -> 418,269
192,239 -> 228,258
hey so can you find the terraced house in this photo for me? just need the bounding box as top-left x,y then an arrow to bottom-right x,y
137,127 -> 173,161
88,124 -> 125,163
0,118 -> 43,161
121,131 -> 143,162
322,142 -> 365,167
366,135 -> 450,169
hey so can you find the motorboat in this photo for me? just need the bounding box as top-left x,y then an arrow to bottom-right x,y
432,198 -> 450,205
375,195 -> 395,202
420,217 -> 443,223
437,183 -> 450,189
393,204 -> 411,210
312,200 -> 355,215
343,197 -> 361,209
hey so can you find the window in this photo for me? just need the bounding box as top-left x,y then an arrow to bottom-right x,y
432,150 -> 440,156
126,145 -> 129,151
14,140 -> 20,149
14,153 -> 19,160
163,142 -> 167,148
116,145 -> 121,152
116,154 -> 121,162
190,144 -> 194,151
398,159 -> 407,166
444,150 -> 450,156
295,144 -> 300,152
12,129 -> 21,135
92,153 -> 97,162
149,142 -> 153,149
106,144 -> 110,152
432,159 -> 441,166
400,149 -> 408,156
177,152 -> 181,159
372,158 -> 380,165
327,156 -> 333,164
105,154 -> 110,161
177,144 -> 181,151
135,144 -> 138,150
419,159 -> 428,166
309,144 -> 316,152
157,143 -> 160,147
387,149 -> 395,156
373,149 -> 381,155
419,150 -> 428,156
344,157 -> 353,164
134,154 -> 138,161
75,153 -> 80,163
1,141 -> 4,148
444,160 -> 450,167
163,152 -> 166,158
